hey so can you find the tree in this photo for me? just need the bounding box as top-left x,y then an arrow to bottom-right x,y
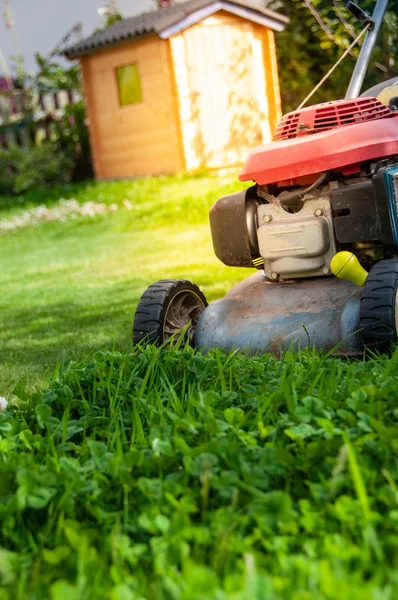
268,0 -> 398,113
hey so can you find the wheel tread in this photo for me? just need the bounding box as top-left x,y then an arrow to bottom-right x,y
133,279 -> 207,347
360,259 -> 398,353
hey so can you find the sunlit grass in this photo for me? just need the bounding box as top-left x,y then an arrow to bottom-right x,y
0,174 -> 252,393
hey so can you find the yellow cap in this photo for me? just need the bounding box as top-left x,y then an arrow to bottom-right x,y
330,251 -> 369,287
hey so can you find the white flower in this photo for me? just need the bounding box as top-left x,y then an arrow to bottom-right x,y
0,397 -> 8,411
97,7 -> 110,15
0,196 -> 121,236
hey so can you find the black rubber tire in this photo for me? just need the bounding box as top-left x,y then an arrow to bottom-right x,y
360,259 -> 398,353
133,279 -> 208,347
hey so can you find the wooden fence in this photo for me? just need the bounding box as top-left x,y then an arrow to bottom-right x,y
0,89 -> 81,148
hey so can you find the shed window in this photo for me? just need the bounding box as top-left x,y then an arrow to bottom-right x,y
116,64 -> 142,106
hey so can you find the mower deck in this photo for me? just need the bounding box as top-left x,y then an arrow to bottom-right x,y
195,273 -> 363,356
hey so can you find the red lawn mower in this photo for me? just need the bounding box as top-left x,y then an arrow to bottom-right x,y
133,0 -> 398,355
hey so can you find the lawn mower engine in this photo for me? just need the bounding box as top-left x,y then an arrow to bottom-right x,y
213,97 -> 398,281
199,96 -> 398,354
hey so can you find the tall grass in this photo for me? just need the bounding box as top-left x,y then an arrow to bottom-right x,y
0,345 -> 397,598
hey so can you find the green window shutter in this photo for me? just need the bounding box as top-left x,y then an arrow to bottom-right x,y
116,64 -> 142,106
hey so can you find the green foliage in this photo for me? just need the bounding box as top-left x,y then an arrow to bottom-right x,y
105,12 -> 123,27
0,151 -> 15,195
0,143 -> 74,195
0,54 -> 92,194
33,53 -> 81,93
270,0 -> 398,112
51,101 -> 93,181
95,1 -> 124,32
0,346 -> 398,597
93,12 -> 123,33
30,55 -> 93,182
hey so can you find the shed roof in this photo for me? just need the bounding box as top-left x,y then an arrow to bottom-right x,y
64,0 -> 289,59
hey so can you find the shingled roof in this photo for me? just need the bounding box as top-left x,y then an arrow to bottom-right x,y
63,0 -> 289,59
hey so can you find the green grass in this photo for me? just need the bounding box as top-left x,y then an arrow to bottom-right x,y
1,346 -> 398,599
0,174 -> 251,394
1,175 -> 398,598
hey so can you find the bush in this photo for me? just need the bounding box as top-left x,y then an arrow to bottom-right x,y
0,149 -> 15,194
51,101 -> 93,181
0,143 -> 74,195
0,54 -> 93,196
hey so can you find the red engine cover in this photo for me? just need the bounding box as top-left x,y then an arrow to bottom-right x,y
239,98 -> 398,185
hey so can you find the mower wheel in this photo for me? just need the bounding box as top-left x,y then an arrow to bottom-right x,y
133,279 -> 208,347
360,259 -> 398,352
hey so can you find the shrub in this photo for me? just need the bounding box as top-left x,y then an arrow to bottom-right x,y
0,143 -> 74,195
0,149 -> 15,194
51,100 -> 93,181
0,54 -> 93,196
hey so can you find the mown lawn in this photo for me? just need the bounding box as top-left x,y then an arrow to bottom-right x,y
0,174 -> 251,394
0,175 -> 398,599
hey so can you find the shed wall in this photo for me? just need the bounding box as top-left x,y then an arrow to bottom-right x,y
80,36 -> 183,179
170,11 -> 282,172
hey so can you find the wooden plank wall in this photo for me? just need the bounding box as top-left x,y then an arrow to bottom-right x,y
80,36 -> 184,179
170,11 -> 281,172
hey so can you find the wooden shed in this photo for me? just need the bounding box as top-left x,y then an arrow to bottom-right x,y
64,0 -> 288,179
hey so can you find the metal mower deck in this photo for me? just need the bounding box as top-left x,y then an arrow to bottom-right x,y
195,273 -> 363,355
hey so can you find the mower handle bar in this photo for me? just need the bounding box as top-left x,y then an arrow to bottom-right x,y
345,0 -> 389,98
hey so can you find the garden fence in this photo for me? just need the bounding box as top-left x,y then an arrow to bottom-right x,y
0,89 -> 81,148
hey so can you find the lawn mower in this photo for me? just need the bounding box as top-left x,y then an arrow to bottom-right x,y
133,0 -> 398,355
